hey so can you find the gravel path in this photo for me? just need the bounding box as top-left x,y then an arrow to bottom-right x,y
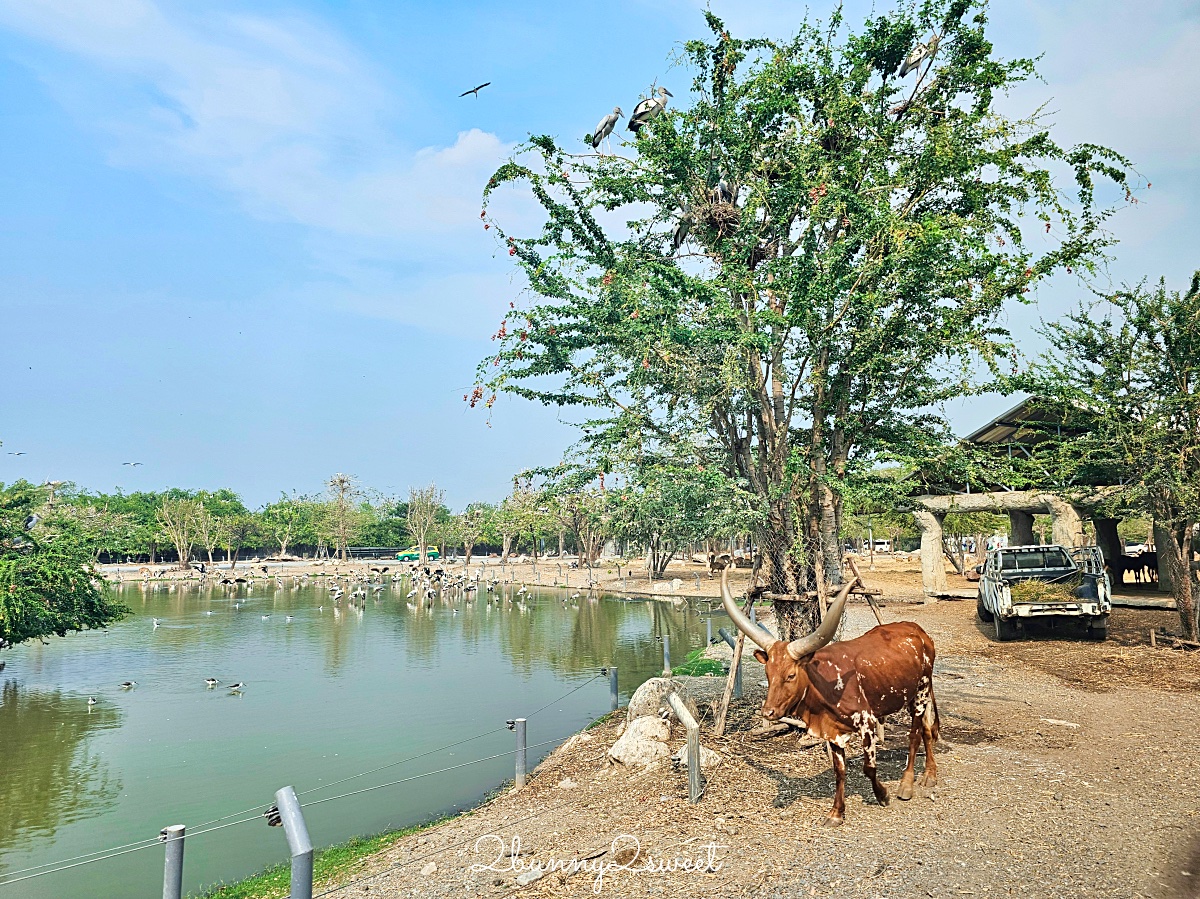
303,599 -> 1200,899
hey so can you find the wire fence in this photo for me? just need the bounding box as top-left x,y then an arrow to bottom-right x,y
0,672 -> 611,894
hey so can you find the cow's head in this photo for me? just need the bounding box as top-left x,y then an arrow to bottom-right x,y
720,569 -> 854,720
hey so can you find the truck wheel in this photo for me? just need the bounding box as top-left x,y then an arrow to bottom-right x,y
994,616 -> 1019,642
1087,618 -> 1109,641
976,596 -> 994,623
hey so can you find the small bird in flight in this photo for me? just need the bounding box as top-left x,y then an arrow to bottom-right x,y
7,451 -> 25,456
459,82 -> 491,98
123,461 -> 143,466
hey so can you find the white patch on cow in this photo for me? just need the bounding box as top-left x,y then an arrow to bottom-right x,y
835,673 -> 845,691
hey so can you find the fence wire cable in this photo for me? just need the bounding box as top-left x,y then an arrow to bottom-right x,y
301,737 -> 570,811
0,813 -> 267,888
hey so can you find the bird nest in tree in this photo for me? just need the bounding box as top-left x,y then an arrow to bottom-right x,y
699,200 -> 741,236
1008,578 -> 1080,603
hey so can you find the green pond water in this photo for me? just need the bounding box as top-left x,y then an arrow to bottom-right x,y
0,575 -> 720,897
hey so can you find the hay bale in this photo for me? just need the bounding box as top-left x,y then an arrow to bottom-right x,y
1009,579 -> 1077,603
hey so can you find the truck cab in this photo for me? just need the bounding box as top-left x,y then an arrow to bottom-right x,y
976,544 -> 1111,641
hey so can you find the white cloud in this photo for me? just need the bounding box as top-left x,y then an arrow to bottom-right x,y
0,0 -> 514,244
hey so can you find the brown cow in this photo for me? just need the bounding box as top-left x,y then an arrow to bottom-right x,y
721,570 -> 940,826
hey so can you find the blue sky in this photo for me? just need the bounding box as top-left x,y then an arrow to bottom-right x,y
0,0 -> 1197,509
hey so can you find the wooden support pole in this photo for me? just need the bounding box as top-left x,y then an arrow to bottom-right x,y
846,557 -> 886,628
715,630 -> 745,737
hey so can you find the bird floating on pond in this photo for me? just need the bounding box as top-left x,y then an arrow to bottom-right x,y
119,681 -> 137,689
205,678 -> 219,687
152,618 -> 160,628
87,697 -> 97,707
459,81 -> 491,98
628,87 -> 671,135
228,682 -> 245,692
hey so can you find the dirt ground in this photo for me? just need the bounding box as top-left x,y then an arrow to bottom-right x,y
307,589 -> 1200,899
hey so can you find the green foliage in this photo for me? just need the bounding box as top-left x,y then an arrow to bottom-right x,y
673,646 -> 726,677
0,481 -> 127,649
477,2 -> 1132,593
1016,273 -> 1200,636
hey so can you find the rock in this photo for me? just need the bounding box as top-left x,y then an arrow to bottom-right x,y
420,861 -> 437,876
515,869 -> 545,886
608,716 -> 671,768
557,777 -> 578,789
626,677 -> 700,725
674,742 -> 723,768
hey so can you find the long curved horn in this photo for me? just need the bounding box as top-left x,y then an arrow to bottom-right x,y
785,578 -> 858,660
720,568 -> 775,652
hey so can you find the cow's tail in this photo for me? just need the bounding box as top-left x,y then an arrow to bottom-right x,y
925,691 -> 941,743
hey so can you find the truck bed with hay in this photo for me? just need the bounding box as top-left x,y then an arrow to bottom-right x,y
975,544 -> 1112,642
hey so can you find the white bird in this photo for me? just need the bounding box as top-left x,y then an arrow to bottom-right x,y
628,87 -> 671,135
228,682 -> 245,692
671,203 -> 693,253
899,34 -> 939,77
592,106 -> 623,152
261,615 -> 270,621
87,696 -> 97,707
119,681 -> 137,689
285,615 -> 294,622
152,618 -> 160,628
205,678 -> 219,687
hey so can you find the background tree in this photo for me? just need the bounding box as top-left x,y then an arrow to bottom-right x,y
260,494 -> 317,558
406,484 -> 445,565
1019,274 -> 1200,639
324,474 -> 365,562
157,497 -> 200,568
0,480 -> 127,650
457,502 -> 494,565
478,2 -> 1131,635
192,504 -> 221,565
220,512 -> 260,569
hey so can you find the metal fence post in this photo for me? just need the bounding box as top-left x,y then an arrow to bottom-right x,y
706,617 -> 713,645
608,666 -> 619,711
160,825 -> 185,899
514,718 -> 528,788
662,634 -> 671,676
275,786 -> 314,899
749,605 -> 757,626
717,628 -> 743,699
666,694 -> 703,803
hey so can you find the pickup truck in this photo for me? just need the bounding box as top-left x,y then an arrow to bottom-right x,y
975,544 -> 1111,641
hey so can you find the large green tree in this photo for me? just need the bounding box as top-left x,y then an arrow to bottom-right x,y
477,2 -> 1130,633
1019,275 -> 1200,639
0,481 -> 127,650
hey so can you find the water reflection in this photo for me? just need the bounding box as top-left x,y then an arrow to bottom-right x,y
0,580 -> 716,897
0,682 -> 122,861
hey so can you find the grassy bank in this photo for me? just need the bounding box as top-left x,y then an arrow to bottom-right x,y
197,817 -> 450,899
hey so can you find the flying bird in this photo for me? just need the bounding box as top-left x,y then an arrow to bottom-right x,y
122,461 -> 143,467
7,451 -> 25,456
459,82 -> 491,98
591,106 -> 623,152
627,87 -> 672,135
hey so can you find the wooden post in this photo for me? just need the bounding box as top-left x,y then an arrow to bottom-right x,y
846,557 -> 885,627
1150,628 -> 1157,648
715,630 -> 745,737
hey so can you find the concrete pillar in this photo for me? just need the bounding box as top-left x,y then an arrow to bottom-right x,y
1044,496 -> 1084,547
912,510 -> 947,598
1008,510 -> 1036,546
1092,517 -> 1122,568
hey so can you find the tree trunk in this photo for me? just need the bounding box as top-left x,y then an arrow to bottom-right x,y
1162,521 -> 1198,641
465,541 -> 474,566
501,533 -> 512,563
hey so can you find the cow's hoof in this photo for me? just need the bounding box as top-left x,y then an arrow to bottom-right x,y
821,815 -> 844,828
876,792 -> 891,808
918,773 -> 939,788
897,782 -> 914,801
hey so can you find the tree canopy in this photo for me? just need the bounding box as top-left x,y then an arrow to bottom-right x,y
0,481 -> 127,650
477,1 -> 1132,623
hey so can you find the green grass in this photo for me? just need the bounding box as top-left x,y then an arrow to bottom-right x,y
672,647 -> 725,677
196,817 -> 451,899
